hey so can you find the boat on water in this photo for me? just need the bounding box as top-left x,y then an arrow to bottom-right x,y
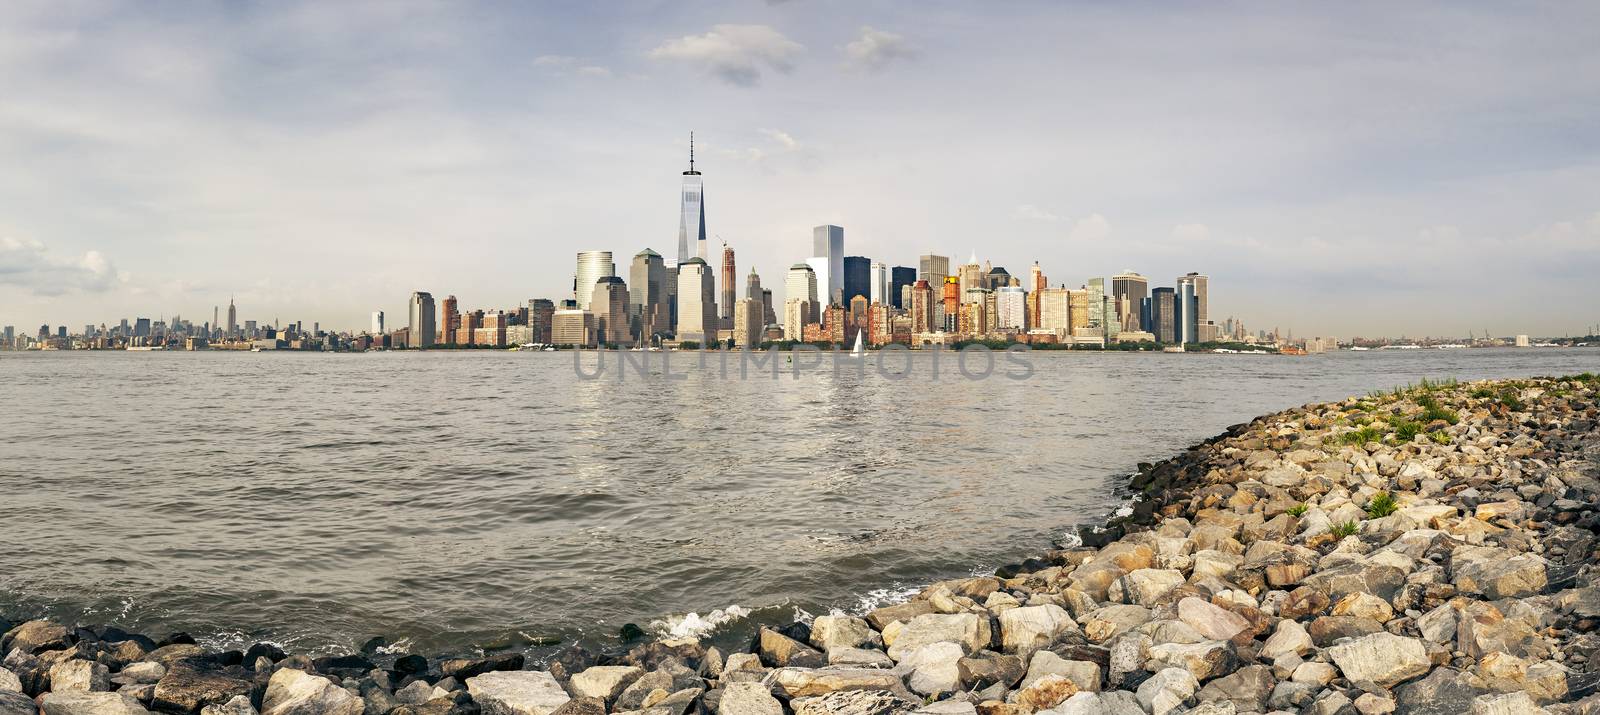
851,330 -> 866,356
1349,346 -> 1370,351
1162,346 -> 1186,353
250,346 -> 262,352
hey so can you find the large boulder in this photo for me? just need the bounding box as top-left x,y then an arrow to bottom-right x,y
37,691 -> 152,715
1137,667 -> 1198,715
810,616 -> 883,652
1451,547 -> 1548,600
2,621 -> 71,655
999,605 -> 1077,657
1259,619 -> 1313,660
1325,632 -> 1430,689
718,682 -> 783,715
466,670 -> 572,715
260,668 -> 363,715
957,650 -> 1025,690
1022,650 -> 1100,692
766,667 -> 907,699
1144,641 -> 1236,681
567,665 -> 642,704
788,690 -> 918,715
1196,665 -> 1275,712
886,613 -> 991,661
200,695 -> 257,715
1395,668 -> 1490,715
1110,569 -> 1186,606
0,691 -> 33,715
760,628 -> 826,668
1177,598 -> 1249,642
48,659 -> 109,692
1013,673 -> 1079,712
151,662 -> 252,713
897,642 -> 964,696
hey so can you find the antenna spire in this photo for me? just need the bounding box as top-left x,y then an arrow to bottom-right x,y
689,131 -> 695,172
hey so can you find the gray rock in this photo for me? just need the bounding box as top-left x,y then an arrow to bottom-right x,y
1325,632 -> 1430,689
1144,640 -> 1236,681
2,620 -> 71,655
999,605 -> 1078,657
956,650 -> 1024,690
1267,681 -> 1320,710
788,689 -> 918,715
766,667 -> 909,699
1469,692 -> 1547,715
1110,569 -> 1187,606
395,678 -> 450,704
567,665 -> 642,703
38,691 -> 153,715
465,670 -> 572,715
1259,619 -> 1313,659
48,659 -> 109,692
811,616 -> 884,652
151,662 -> 252,713
1451,547 -> 1548,600
886,613 -> 991,661
717,682 -> 781,715
1196,664 -> 1274,712
829,647 -> 895,669
0,668 -> 20,694
199,695 -> 257,715
912,701 -> 977,714
260,668 -> 363,715
1136,667 -> 1198,715
1022,650 -> 1100,692
896,642 -> 963,696
1177,598 -> 1250,642
1395,667 -> 1488,715
0,691 -> 36,715
1309,689 -> 1357,715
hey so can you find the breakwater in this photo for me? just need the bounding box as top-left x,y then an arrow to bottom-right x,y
3,373 -> 1599,714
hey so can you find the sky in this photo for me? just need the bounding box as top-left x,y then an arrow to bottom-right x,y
2,1 -> 1598,339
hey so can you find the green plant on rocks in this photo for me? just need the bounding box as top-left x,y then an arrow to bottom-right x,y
1287,503 -> 1308,517
1391,419 -> 1424,443
1365,491 -> 1399,519
1429,431 -> 1452,445
1340,426 -> 1383,445
1416,394 -> 1460,425
1331,520 -> 1360,538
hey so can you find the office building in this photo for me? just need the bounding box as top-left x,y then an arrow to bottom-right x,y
1176,277 -> 1200,344
629,250 -> 667,343
409,292 -> 436,348
441,295 -> 460,344
890,266 -> 915,309
551,300 -> 594,347
1181,272 -> 1209,325
529,299 -> 555,344
733,299 -> 762,347
1111,271 -> 1149,332
918,254 -> 950,283
996,286 -> 1026,331
957,254 -> 984,301
786,263 -> 817,305
812,225 -> 844,306
590,276 -> 632,347
843,256 -> 870,306
1149,287 -> 1176,343
720,244 -> 736,325
761,289 -> 776,327
676,133 -> 706,267
370,311 -> 384,336
675,257 -> 716,344
226,298 -> 237,338
869,262 -> 888,305
574,250 -> 615,311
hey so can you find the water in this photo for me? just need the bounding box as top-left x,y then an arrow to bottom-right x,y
2,347 -> 1595,658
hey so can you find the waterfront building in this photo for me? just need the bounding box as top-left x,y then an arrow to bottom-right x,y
890,266 -> 915,309
957,254 -> 983,301
441,295 -> 460,344
226,298 -> 237,338
1112,271 -> 1149,332
409,292 -> 436,348
786,263 -> 817,305
996,286 -> 1026,331
1067,288 -> 1089,333
675,257 -> 716,344
812,225 -> 844,306
370,311 -> 384,336
869,261 -> 889,306
783,299 -> 813,341
986,266 -> 1012,290
551,300 -> 594,347
733,298 -> 762,347
910,280 -> 935,335
1181,272 -> 1210,325
823,304 -> 848,344
475,311 -> 507,347
1150,287 -> 1177,343
529,299 -> 555,344
1176,276 -> 1200,344
918,254 -> 950,283
719,244 -> 736,326
849,294 -> 869,343
574,250 -> 615,311
629,249 -> 667,343
843,256 -> 870,305
941,276 -> 960,331
761,289 -> 776,328
460,310 -> 483,345
868,302 -> 894,345
1028,262 -> 1047,327
676,133 -> 706,267
1038,288 -> 1071,338
591,276 -> 632,347
2,326 -> 12,349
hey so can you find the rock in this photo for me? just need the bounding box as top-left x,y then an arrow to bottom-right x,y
788,689 -> 918,715
1176,598 -> 1249,642
1259,619 -> 1313,659
767,667 -> 908,699
1417,603 -> 1457,645
1144,641 -> 1236,681
999,605 -> 1077,657
1354,692 -> 1395,715
811,616 -> 883,652
2,620 -> 71,654
1136,667 -> 1197,715
718,682 -> 782,715
0,669 -> 18,693
568,665 -> 642,703
151,662 -> 252,713
1470,692 -> 1547,715
1301,561 -> 1407,603
1456,601 -> 1549,660
914,702 -> 977,714
259,668 -> 362,715
867,600 -> 939,631
0,691 -> 34,715
887,614 -> 991,661
1451,547 -> 1548,600
199,695 -> 256,715
1110,569 -> 1186,606
829,647 -> 895,668
145,644 -> 210,668
760,628 -> 826,668
1021,651 -> 1100,692
957,651 -> 1025,690
48,659 -> 109,691
1083,606 -> 1153,644
1333,592 -> 1396,622
395,679 -> 450,704
1292,661 -> 1338,686
1280,587 -> 1331,619
899,642 -> 964,696
1326,632 -> 1430,689
1267,681 -> 1320,710
37,691 -> 153,715
1013,673 -> 1078,712
115,661 -> 167,686
441,653 -> 525,680
1309,689 -> 1356,715
549,698 -> 606,715
1195,665 -> 1274,712
1309,615 -> 1386,646
1395,667 -> 1490,715
466,670 -> 572,715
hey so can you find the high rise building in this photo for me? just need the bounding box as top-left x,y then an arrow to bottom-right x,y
409,292 -> 436,348
986,266 -> 1012,290
996,286 -> 1026,331
843,256 -> 870,305
575,250 -> 615,311
1111,271 -> 1149,332
2,326 -> 13,349
812,225 -> 844,306
226,297 -> 237,338
957,254 -> 984,301
1181,272 -> 1209,325
745,269 -> 764,319
590,276 -> 632,347
1038,288 -> 1070,337
869,262 -> 889,305
529,299 -> 555,344
941,276 -> 960,331
890,266 -> 915,309
761,289 -> 775,328
720,244 -> 736,324
786,263 -> 817,305
1087,278 -> 1119,340
676,133 -> 706,267
918,254 -> 950,283
551,300 -> 594,347
1150,287 -> 1176,343
675,257 -> 716,344
629,249 -> 667,343
910,280 -> 935,335
441,295 -> 460,344
1176,276 -> 1200,344
733,299 -> 762,347
370,311 -> 384,335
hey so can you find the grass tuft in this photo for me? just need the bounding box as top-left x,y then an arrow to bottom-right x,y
1331,520 -> 1360,538
1288,503 -> 1308,517
1392,419 -> 1424,443
1366,491 -> 1399,519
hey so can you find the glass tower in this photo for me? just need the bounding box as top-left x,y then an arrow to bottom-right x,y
676,133 -> 705,268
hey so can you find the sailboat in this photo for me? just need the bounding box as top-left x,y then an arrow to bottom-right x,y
851,330 -> 866,357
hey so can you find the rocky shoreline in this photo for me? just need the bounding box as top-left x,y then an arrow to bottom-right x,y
5,373 -> 1600,715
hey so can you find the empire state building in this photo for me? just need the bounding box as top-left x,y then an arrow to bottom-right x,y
675,133 -> 706,268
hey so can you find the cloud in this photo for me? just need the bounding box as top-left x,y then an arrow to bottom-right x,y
1067,214 -> 1112,243
1171,223 -> 1212,242
761,128 -> 799,150
1014,204 -> 1062,222
0,236 -> 127,297
534,54 -> 612,78
843,26 -> 917,72
649,24 -> 803,86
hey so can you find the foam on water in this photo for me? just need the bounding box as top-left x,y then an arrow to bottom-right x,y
650,605 -> 752,640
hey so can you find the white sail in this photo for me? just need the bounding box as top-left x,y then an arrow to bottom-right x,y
852,330 -> 865,356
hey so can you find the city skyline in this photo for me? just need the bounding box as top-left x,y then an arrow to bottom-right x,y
2,2 -> 1598,337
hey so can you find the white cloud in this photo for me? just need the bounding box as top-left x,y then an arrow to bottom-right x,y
0,236 -> 127,297
1171,223 -> 1212,242
761,128 -> 799,150
649,24 -> 803,87
1067,214 -> 1112,243
1013,204 -> 1061,222
534,55 -> 611,78
843,26 -> 917,72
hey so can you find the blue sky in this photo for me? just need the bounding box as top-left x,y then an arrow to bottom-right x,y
2,1 -> 1598,337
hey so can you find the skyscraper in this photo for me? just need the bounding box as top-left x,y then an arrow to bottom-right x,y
1182,272 -> 1210,325
1176,276 -> 1201,344
529,299 -> 555,344
910,280 -> 934,335
1111,271 -> 1149,332
868,261 -> 888,305
1150,287 -> 1177,344
675,257 -> 716,344
843,256 -> 870,305
890,266 -> 914,309
370,311 -> 384,335
1087,278 -> 1119,340
812,225 -> 844,306
996,286 -> 1026,331
676,133 -> 706,267
629,249 -> 667,343
409,292 -> 436,348
957,254 -> 983,301
590,276 -> 632,347
918,254 -> 950,283
720,243 -> 736,324
441,294 -> 460,344
226,297 -> 237,338
574,250 -> 615,311
784,263 -> 817,341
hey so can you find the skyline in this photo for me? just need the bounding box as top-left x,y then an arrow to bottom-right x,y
2,2 -> 1599,336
